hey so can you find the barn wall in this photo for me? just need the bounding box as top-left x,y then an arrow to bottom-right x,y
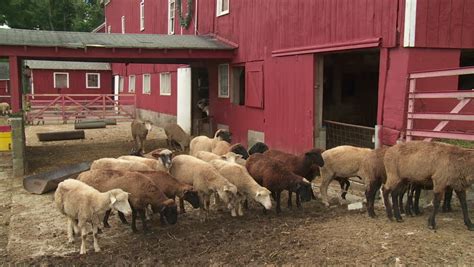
415,0 -> 474,48
32,69 -> 113,95
0,80 -> 10,105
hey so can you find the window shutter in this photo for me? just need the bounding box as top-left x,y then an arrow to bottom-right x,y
245,61 -> 264,108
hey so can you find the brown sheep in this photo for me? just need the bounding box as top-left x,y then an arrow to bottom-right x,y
246,153 -> 312,214
77,169 -> 177,233
164,123 -> 192,151
382,141 -> 474,231
264,148 -> 324,207
131,119 -> 152,154
211,140 -> 231,156
138,170 -> 200,213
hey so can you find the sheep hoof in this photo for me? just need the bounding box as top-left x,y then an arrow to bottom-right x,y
68,238 -> 74,244
97,228 -> 103,234
94,247 -> 101,253
396,218 -> 403,223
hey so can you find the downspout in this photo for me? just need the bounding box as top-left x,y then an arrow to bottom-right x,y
194,0 -> 198,35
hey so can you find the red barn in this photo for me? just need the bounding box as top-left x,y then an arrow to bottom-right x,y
26,60 -> 113,96
0,62 -> 10,105
104,0 -> 474,153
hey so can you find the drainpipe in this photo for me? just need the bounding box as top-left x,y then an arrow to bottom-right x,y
194,0 -> 198,35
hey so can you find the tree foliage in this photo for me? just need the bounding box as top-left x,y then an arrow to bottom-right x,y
0,0 -> 104,32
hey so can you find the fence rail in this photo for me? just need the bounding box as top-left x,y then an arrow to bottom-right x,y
25,93 -> 136,124
406,66 -> 474,142
324,120 -> 375,149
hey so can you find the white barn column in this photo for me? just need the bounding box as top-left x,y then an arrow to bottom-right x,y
177,66 -> 192,134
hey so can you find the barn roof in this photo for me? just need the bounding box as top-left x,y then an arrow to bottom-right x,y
0,28 -> 235,50
25,60 -> 111,71
0,62 -> 9,80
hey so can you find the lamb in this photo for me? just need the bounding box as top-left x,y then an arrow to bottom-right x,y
119,149 -> 173,171
78,169 -> 178,232
229,143 -> 250,159
54,179 -> 132,254
164,123 -> 192,151
189,129 -> 232,156
170,155 -> 238,219
131,119 -> 152,154
246,153 -> 312,213
381,141 -> 474,231
138,170 -> 200,213
248,142 -> 269,155
264,148 -> 324,207
90,158 -> 155,172
209,159 -> 272,216
320,146 -> 386,217
0,102 -> 10,115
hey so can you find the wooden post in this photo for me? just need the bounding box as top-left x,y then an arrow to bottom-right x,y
8,56 -> 22,113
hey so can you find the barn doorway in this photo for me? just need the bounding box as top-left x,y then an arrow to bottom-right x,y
191,68 -> 210,136
315,50 -> 379,149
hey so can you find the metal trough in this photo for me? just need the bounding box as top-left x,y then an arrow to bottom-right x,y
23,162 -> 92,194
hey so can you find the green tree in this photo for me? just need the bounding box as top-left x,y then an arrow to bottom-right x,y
0,0 -> 104,32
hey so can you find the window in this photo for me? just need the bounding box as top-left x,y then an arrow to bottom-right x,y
231,66 -> 245,105
168,0 -> 175,35
128,75 -> 136,93
86,73 -> 100,89
107,25 -> 111,33
218,64 -> 229,98
216,0 -> 229,16
121,16 -> 126,34
160,72 -> 172,95
119,76 -> 124,92
54,72 -> 69,88
143,74 -> 151,94
140,0 -> 145,31
245,61 -> 264,108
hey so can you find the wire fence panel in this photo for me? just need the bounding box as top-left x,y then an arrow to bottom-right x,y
325,120 -> 375,149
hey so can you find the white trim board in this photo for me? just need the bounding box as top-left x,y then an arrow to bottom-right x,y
403,0 -> 417,47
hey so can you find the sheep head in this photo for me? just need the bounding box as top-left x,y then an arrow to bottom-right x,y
304,148 -> 325,167
214,129 -> 232,143
154,199 -> 178,225
144,120 -> 152,131
255,188 -> 272,210
109,189 -> 132,216
183,189 -> 200,209
152,149 -> 173,169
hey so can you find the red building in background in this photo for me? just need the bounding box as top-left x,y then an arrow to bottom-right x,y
104,0 -> 474,153
0,62 -> 9,105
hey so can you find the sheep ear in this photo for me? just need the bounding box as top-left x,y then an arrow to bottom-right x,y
220,155 -> 227,160
224,186 -> 231,192
110,195 -> 117,205
255,192 -> 261,197
301,178 -> 311,185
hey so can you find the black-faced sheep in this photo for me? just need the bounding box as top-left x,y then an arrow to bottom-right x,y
119,149 -> 173,171
131,119 -> 152,154
248,142 -> 269,155
209,159 -> 272,216
264,149 -> 324,207
164,123 -> 192,151
54,179 -> 132,254
170,155 -> 238,219
229,143 -> 250,159
320,146 -> 386,217
381,141 -> 474,231
78,169 -> 178,233
138,170 -> 200,213
197,98 -> 209,117
189,129 -> 232,156
246,153 -> 312,214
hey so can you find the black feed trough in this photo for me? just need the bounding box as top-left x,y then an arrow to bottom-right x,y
37,130 -> 85,141
23,162 -> 92,194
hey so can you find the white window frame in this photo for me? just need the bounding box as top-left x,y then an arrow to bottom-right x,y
216,0 -> 229,17
168,0 -> 175,35
160,72 -> 172,96
140,0 -> 145,31
128,75 -> 136,93
107,25 -> 111,33
218,64 -> 230,98
143,74 -> 151,94
119,76 -> 124,92
53,72 -> 69,89
121,16 -> 126,34
86,73 -> 101,89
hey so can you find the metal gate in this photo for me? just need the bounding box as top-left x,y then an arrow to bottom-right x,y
325,120 -> 375,149
25,93 -> 136,124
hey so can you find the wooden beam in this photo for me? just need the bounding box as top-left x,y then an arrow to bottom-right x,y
8,56 -> 21,112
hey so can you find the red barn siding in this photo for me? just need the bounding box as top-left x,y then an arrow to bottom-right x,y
0,80 -> 10,105
32,69 -> 112,95
415,0 -> 474,48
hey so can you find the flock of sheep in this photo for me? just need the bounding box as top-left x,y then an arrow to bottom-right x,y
54,120 -> 474,255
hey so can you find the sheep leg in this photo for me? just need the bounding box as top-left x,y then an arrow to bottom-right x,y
237,201 -> 244,216
405,185 -> 414,217
428,192 -> 442,230
382,187 -> 394,221
287,191 -> 293,208
80,225 -> 87,255
67,218 -> 75,243
179,198 -> 186,214
131,208 -> 138,233
139,209 -> 149,232
413,186 -> 422,215
117,211 -> 129,225
454,189 -> 474,231
103,209 -> 112,228
365,179 -> 382,218
275,191 -> 282,214
398,185 -> 406,215
319,170 -> 333,207
295,191 -> 301,208
91,221 -> 101,252
391,185 -> 404,222
243,199 -> 249,210
442,187 -> 453,212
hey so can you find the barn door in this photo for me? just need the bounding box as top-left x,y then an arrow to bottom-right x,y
177,66 -> 192,134
314,55 -> 325,149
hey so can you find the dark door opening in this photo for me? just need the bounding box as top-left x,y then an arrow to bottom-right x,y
191,68 -> 210,136
322,50 -> 380,148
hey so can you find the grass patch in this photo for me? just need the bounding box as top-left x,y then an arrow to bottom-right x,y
437,139 -> 474,149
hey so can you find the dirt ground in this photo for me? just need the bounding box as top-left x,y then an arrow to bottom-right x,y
2,122 -> 474,265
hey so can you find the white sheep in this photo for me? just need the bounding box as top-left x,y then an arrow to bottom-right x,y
194,150 -> 245,166
209,159 -> 272,216
0,102 -> 10,115
318,145 -> 373,207
189,129 -> 232,156
169,154 -> 238,220
90,158 -> 154,172
118,149 -> 172,171
54,179 -> 132,254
